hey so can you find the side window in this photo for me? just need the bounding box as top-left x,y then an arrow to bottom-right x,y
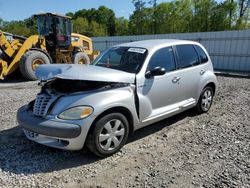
176,45 -> 199,69
195,45 -> 209,63
148,47 -> 176,71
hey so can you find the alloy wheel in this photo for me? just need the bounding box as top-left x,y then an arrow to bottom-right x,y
201,89 -> 212,111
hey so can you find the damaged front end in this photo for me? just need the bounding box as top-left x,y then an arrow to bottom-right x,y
40,78 -> 131,95
30,64 -> 136,118
18,64 -> 139,151
30,78 -> 132,118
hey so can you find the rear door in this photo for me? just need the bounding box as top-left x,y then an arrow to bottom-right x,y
174,44 -> 203,106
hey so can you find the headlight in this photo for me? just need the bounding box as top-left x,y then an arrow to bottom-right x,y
58,106 -> 93,120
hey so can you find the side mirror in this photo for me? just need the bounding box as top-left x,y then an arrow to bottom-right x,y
145,66 -> 166,78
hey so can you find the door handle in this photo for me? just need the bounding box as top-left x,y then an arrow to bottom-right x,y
200,70 -> 205,75
172,76 -> 180,83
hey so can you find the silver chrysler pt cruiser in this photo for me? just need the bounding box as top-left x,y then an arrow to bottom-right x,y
17,40 -> 218,157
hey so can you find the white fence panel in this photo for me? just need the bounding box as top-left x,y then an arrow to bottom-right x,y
93,30 -> 250,74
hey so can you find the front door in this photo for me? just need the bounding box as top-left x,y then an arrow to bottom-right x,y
137,46 -> 180,124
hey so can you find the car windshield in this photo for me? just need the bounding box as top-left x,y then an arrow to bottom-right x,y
92,47 -> 148,73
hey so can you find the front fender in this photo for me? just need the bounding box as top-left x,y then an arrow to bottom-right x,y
51,86 -> 139,127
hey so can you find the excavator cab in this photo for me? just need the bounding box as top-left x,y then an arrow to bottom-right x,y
36,13 -> 72,48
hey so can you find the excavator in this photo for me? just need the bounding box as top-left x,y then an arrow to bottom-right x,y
0,13 -> 99,80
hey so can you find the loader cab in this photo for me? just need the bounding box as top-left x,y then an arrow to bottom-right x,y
36,13 -> 72,48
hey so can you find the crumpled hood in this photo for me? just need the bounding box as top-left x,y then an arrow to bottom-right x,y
35,64 -> 135,83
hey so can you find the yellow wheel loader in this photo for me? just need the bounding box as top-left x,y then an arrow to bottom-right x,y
0,13 -> 99,80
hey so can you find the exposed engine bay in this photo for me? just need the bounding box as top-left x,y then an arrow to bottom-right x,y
40,78 -> 130,94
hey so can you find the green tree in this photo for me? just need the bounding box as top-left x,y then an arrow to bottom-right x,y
154,2 -> 175,33
192,0 -> 217,32
115,17 -> 129,35
96,6 -> 116,36
72,17 -> 107,36
72,17 -> 89,34
24,17 -> 37,35
236,0 -> 250,28
129,0 -> 148,34
88,20 -> 107,36
72,6 -> 116,36
1,1 -> 249,38
149,0 -> 158,34
3,21 -> 30,36
238,0 -> 250,17
210,1 -> 236,31
66,12 -> 74,18
173,0 -> 193,33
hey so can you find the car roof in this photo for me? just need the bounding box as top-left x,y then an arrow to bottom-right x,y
115,39 -> 200,51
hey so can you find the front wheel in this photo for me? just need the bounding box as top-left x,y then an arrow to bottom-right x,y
195,86 -> 214,114
86,113 -> 129,158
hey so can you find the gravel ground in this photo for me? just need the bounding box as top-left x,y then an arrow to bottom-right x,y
0,75 -> 249,187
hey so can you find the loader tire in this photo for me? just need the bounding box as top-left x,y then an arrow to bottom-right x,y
20,50 -> 50,81
73,52 -> 90,65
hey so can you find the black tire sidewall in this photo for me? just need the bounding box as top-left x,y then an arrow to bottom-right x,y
73,52 -> 90,65
88,113 -> 129,157
20,51 -> 50,80
196,86 -> 214,113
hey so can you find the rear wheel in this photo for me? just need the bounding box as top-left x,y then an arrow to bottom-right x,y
86,113 -> 129,158
73,52 -> 90,65
20,50 -> 50,80
195,86 -> 214,114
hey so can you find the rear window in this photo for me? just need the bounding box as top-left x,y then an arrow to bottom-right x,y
176,44 -> 199,69
195,45 -> 209,63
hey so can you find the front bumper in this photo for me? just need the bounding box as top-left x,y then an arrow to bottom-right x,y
17,106 -> 81,138
17,105 -> 89,150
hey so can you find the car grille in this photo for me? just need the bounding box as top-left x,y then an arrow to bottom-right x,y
33,94 -> 55,117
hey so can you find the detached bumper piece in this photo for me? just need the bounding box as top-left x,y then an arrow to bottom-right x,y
17,106 -> 81,139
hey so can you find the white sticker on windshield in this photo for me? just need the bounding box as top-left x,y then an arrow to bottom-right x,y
128,48 -> 146,54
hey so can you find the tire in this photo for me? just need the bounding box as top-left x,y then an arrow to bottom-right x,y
86,113 -> 129,158
20,50 -> 50,81
195,86 -> 214,114
73,52 -> 90,65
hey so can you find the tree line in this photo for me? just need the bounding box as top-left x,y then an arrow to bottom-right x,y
0,0 -> 249,37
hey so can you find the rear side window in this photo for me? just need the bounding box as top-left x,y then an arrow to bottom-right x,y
195,45 -> 209,63
148,47 -> 176,71
176,44 -> 199,69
